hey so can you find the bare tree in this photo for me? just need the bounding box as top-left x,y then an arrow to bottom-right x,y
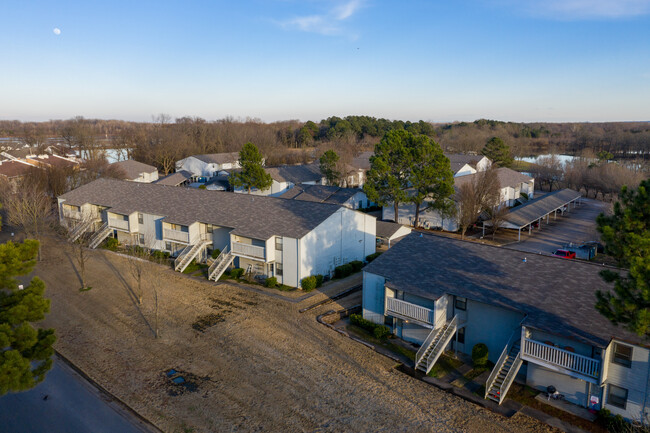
125,237 -> 151,305
455,168 -> 502,238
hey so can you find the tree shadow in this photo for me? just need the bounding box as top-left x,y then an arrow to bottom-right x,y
99,253 -> 156,338
64,251 -> 83,288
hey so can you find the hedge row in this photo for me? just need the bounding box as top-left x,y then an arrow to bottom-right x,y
334,260 -> 363,279
350,313 -> 391,340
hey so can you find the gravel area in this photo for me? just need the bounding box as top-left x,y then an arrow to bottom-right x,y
34,236 -> 560,433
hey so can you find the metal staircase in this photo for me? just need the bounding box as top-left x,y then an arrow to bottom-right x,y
68,218 -> 95,243
88,223 -> 112,249
485,333 -> 523,404
174,235 -> 211,273
415,316 -> 458,375
207,245 -> 234,281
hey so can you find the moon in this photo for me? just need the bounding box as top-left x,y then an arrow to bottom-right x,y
53,28 -> 61,35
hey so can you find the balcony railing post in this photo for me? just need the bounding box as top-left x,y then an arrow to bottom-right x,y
523,338 -> 600,379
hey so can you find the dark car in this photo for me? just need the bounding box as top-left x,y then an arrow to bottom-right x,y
552,249 -> 576,259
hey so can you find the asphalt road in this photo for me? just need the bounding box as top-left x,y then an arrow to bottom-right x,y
0,356 -> 157,433
507,197 -> 609,255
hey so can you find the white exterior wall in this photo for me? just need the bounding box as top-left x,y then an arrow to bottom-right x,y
382,203 -> 459,232
388,225 -> 413,242
176,157 -> 240,178
362,271 -> 386,324
235,180 -> 291,197
454,164 -> 477,177
526,364 -> 593,407
602,341 -> 650,421
343,191 -> 370,210
299,209 -> 375,280
279,237 -> 299,287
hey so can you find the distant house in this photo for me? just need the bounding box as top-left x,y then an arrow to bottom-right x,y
445,153 -> 491,177
341,151 -> 373,188
175,153 -> 241,179
155,170 -> 193,187
278,184 -> 370,209
363,233 -> 649,420
57,178 -> 376,288
111,160 -> 159,183
375,221 -> 412,248
382,168 -> 535,231
0,160 -> 34,185
234,164 -> 325,197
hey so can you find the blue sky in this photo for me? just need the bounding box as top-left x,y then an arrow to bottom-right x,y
1,0 -> 649,123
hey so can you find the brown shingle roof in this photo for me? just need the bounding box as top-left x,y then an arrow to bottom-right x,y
0,160 -> 34,178
111,160 -> 157,180
155,170 -> 192,186
59,178 -> 343,240
193,152 -> 240,165
453,167 -> 532,191
278,184 -> 361,205
265,164 -> 323,184
444,153 -> 483,173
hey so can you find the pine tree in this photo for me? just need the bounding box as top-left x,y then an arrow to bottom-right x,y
595,180 -> 650,338
481,137 -> 513,168
319,150 -> 341,186
230,142 -> 273,194
0,240 -> 56,395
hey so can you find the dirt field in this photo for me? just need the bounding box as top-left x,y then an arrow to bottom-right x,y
34,236 -> 559,433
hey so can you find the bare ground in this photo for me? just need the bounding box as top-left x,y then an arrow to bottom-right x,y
34,237 -> 559,433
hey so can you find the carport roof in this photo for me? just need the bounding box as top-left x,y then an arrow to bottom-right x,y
496,189 -> 582,229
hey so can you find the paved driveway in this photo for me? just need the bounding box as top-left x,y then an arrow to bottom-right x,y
507,197 -> 610,255
0,357 -> 156,433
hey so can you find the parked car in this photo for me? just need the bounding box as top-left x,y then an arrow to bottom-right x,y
552,249 -> 576,259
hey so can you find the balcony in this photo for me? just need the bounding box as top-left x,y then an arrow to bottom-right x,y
385,297 -> 435,326
522,338 -> 600,382
108,217 -> 130,231
164,228 -> 190,243
232,242 -> 265,260
62,208 -> 82,220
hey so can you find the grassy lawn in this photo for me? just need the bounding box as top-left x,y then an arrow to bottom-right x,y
510,159 -> 534,172
507,384 -> 607,433
218,272 -> 296,292
183,262 -> 208,275
347,325 -> 416,361
427,354 -> 463,378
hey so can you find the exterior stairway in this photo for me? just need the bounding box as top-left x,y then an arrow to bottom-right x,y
207,245 -> 234,281
174,235 -> 211,273
415,316 -> 458,375
485,337 -> 522,404
88,223 -> 112,249
68,218 -> 95,243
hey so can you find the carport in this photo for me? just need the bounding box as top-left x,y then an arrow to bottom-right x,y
484,189 -> 583,241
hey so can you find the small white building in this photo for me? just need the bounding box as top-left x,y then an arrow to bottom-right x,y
175,153 -> 241,179
235,164 -> 325,197
445,153 -> 491,177
111,160 -> 159,183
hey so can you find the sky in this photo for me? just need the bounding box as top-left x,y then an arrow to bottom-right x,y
1,0 -> 650,123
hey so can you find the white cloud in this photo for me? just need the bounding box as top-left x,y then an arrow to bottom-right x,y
280,0 -> 365,36
514,0 -> 650,19
53,27 -> 61,35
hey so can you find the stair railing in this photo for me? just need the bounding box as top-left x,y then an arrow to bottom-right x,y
423,315 -> 458,373
484,327 -> 522,399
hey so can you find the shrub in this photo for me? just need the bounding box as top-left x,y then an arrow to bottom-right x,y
366,252 -> 382,263
151,250 -> 170,261
472,343 -> 489,368
301,276 -> 317,291
350,313 -> 391,340
230,268 -> 244,279
315,274 -> 324,288
334,263 -> 353,279
198,184 -> 207,190
210,249 -> 221,259
350,260 -> 364,272
104,237 -> 119,251
265,276 -> 277,288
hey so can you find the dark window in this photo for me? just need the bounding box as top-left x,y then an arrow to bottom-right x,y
138,213 -> 143,224
165,242 -> 172,251
613,343 -> 633,368
269,264 -> 274,274
275,237 -> 283,251
457,327 -> 465,344
455,297 -> 467,311
607,384 -> 628,409
276,263 -> 283,276
138,233 -> 145,245
207,224 -> 213,233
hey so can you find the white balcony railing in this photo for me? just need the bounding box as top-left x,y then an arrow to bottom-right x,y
385,297 -> 435,325
522,338 -> 600,380
108,218 -> 130,231
163,228 -> 190,243
62,208 -> 82,220
231,242 -> 265,260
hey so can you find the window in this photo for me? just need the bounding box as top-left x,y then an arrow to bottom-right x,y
607,384 -> 628,409
138,213 -> 143,224
206,224 -> 213,233
612,343 -> 633,368
165,242 -> 172,251
276,263 -> 283,276
269,264 -> 274,275
457,327 -> 465,344
455,297 -> 467,311
275,237 -> 283,251
138,234 -> 145,245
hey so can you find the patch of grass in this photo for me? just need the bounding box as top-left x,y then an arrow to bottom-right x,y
427,354 -> 463,378
463,361 -> 494,380
182,261 -> 208,274
191,313 -> 225,332
347,324 -> 416,361
507,383 -> 606,433
510,159 -> 534,172
79,286 -> 93,292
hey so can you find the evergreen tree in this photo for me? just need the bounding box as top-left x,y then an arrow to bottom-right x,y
363,130 -> 413,222
595,180 -> 650,338
0,240 -> 56,395
407,136 -> 455,228
481,137 -> 513,167
230,142 -> 273,194
319,150 -> 341,186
